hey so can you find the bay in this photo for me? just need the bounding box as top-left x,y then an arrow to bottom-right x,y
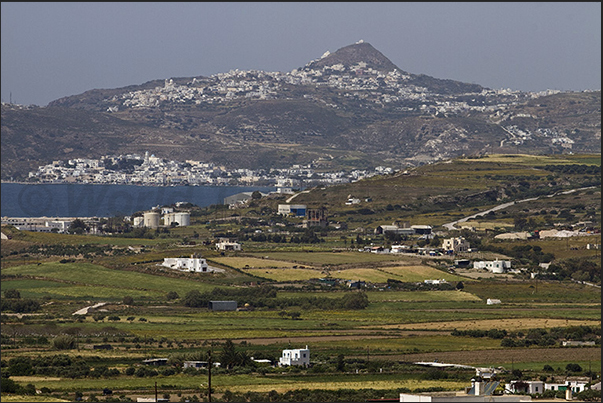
1,183 -> 276,218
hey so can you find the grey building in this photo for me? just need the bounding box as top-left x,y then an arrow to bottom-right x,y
209,300 -> 237,311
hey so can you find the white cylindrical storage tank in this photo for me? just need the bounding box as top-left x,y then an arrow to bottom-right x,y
174,212 -> 190,227
164,213 -> 175,226
143,211 -> 160,228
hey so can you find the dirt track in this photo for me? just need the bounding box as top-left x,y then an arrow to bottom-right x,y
389,347 -> 601,365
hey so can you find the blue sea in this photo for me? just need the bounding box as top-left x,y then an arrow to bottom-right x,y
1,183 -> 276,217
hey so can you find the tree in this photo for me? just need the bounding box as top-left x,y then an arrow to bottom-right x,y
341,292 -> 369,310
3,289 -> 20,299
183,290 -> 206,307
219,339 -> 250,369
166,291 -> 179,300
251,191 -> 262,200
336,354 -> 345,372
566,363 -> 582,373
53,335 -> 76,350
68,219 -> 89,234
122,296 -> 134,305
455,281 -> 464,291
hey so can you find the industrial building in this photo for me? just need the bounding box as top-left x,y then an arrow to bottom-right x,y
143,211 -> 160,228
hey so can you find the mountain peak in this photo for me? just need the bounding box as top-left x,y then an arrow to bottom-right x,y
305,41 -> 402,73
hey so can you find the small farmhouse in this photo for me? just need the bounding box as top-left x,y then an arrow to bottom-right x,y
161,254 -> 223,273
473,259 -> 511,273
215,240 -> 242,251
279,346 -> 310,367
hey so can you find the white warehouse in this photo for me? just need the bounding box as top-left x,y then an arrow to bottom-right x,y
279,346 -> 310,367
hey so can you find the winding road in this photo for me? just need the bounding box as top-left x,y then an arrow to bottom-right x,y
443,186 -> 596,230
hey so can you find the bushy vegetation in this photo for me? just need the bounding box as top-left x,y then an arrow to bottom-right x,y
183,287 -> 369,310
0,298 -> 40,313
3,355 -> 104,378
535,257 -> 601,283
499,325 -> 601,348
451,328 -> 508,339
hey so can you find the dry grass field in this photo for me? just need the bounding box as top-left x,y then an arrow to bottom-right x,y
243,267 -> 324,281
210,256 -> 312,269
380,318 -> 601,331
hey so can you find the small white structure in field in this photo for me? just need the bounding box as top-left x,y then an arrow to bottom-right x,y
486,298 -> 502,305
215,240 -> 242,251
161,254 -> 223,273
424,279 -> 447,285
279,346 -> 310,367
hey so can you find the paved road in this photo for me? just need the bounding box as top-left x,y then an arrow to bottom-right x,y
442,186 -> 596,230
72,302 -> 107,316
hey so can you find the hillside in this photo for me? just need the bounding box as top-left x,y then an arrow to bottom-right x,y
1,41 -> 600,180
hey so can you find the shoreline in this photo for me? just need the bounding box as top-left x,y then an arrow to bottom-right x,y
0,180 -> 275,188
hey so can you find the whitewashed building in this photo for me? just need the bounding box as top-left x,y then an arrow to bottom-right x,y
473,259 -> 512,273
161,254 -> 223,273
279,346 -> 310,367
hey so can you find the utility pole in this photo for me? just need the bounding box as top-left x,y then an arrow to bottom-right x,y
207,349 -> 212,402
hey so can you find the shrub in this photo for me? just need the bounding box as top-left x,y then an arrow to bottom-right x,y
53,335 -> 76,350
3,289 -> 21,299
566,363 -> 582,373
166,291 -> 179,300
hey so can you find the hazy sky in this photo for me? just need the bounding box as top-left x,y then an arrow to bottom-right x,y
1,2 -> 601,106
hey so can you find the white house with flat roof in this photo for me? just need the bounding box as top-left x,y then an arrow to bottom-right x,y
473,259 -> 511,273
279,346 -> 310,367
161,254 -> 224,273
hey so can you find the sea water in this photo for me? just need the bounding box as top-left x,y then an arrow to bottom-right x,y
1,183 -> 276,217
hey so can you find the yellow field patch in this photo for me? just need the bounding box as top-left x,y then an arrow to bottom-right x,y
379,265 -> 466,282
327,265 -> 464,283
0,397 -> 69,403
386,318 -> 602,331
369,290 -> 482,302
11,376 -> 63,382
243,268 -> 324,281
210,256 -> 313,269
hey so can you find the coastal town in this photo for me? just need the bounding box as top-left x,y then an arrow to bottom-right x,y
24,151 -> 395,187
